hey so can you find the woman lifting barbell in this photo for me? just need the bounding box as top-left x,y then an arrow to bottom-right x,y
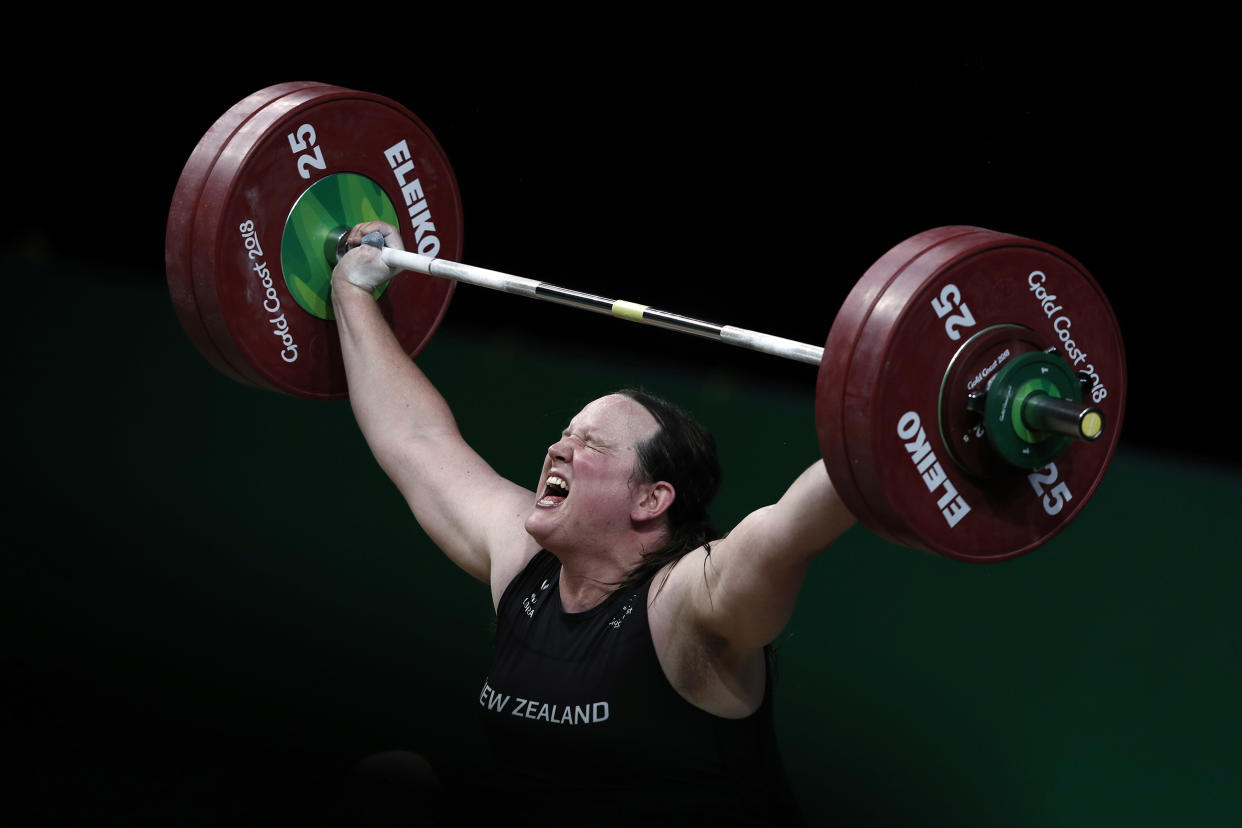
332,220 -> 856,826
166,81 -> 1126,826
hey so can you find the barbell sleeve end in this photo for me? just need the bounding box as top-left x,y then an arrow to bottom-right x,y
1022,393 -> 1106,442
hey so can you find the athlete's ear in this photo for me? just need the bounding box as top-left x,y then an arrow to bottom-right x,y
632,481 -> 675,523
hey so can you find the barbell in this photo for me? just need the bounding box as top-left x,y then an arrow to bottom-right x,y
165,82 -> 1127,562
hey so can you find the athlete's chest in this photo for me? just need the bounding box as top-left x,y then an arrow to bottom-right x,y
490,575 -> 650,695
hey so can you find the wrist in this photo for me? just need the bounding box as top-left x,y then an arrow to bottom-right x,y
331,277 -> 377,311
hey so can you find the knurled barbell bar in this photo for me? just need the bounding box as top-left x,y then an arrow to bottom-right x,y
165,82 -> 1127,562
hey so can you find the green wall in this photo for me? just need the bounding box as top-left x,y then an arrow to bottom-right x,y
9,262 -> 1239,825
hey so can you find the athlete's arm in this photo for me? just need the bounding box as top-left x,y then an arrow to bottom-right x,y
675,460 -> 856,654
331,222 -> 539,597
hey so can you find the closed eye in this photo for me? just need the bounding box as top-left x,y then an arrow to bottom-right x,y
564,430 -> 608,454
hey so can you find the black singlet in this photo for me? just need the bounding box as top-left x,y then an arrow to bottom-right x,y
472,549 -> 803,826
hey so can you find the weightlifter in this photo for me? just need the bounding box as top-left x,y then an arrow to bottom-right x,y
332,221 -> 856,826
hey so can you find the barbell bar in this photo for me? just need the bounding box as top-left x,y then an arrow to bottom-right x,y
342,227 -> 824,365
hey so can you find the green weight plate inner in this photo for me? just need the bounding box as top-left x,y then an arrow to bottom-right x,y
985,351 -> 1078,468
1011,377 -> 1061,443
281,173 -> 400,320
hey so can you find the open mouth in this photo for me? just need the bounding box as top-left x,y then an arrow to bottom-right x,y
537,475 -> 569,507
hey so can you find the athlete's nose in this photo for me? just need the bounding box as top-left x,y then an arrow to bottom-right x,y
548,435 -> 573,463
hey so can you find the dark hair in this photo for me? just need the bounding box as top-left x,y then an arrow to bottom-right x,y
615,388 -> 722,589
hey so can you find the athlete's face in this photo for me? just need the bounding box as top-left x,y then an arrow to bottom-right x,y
524,394 -> 660,549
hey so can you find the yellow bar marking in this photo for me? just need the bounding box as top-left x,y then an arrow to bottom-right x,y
612,300 -> 648,321
1081,411 -> 1104,439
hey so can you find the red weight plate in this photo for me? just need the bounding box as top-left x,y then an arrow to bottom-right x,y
816,227 -> 1126,561
188,85 -> 461,398
817,227 -> 986,547
166,82 -> 339,386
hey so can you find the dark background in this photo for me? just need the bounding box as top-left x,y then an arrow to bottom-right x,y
14,6 -> 1239,468
6,6 -> 1240,827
